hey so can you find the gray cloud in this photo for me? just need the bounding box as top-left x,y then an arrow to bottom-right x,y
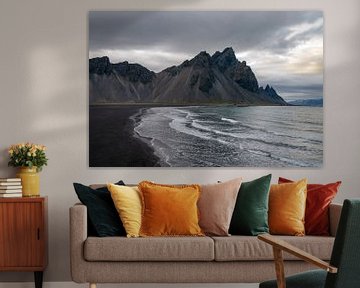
89,11 -> 322,55
89,11 -> 323,99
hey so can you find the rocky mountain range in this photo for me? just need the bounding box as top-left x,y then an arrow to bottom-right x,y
89,47 -> 287,106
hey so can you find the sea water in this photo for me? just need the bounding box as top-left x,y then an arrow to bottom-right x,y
133,106 -> 323,167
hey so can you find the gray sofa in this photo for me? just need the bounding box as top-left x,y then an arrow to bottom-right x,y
70,203 -> 342,287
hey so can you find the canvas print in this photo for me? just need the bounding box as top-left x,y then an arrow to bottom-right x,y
89,11 -> 323,167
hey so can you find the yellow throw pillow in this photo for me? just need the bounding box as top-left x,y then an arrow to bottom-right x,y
138,181 -> 204,237
107,183 -> 142,238
269,179 -> 307,236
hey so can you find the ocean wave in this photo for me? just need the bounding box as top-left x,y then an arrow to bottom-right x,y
247,149 -> 308,167
190,119 -> 318,152
168,115 -> 229,146
132,106 -> 323,167
221,117 -> 238,124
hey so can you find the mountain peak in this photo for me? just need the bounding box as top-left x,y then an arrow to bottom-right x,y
264,85 -> 276,94
212,47 -> 236,59
112,61 -> 155,84
211,47 -> 237,72
210,47 -> 259,92
187,51 -> 211,68
89,56 -> 112,75
221,47 -> 236,57
258,85 -> 287,105
197,50 -> 210,57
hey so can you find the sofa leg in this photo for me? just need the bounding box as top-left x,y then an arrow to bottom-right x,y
89,283 -> 96,288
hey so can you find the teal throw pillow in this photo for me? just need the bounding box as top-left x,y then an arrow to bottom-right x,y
229,174 -> 271,236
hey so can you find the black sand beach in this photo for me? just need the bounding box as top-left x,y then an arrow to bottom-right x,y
89,105 -> 160,167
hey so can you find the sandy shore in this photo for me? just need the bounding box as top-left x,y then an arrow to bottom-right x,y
89,105 -> 160,167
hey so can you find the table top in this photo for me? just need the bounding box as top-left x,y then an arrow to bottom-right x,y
0,196 -> 47,203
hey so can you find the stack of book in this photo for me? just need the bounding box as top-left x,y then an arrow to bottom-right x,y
0,178 -> 22,197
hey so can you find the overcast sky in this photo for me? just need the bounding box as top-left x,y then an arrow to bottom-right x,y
89,11 -> 323,100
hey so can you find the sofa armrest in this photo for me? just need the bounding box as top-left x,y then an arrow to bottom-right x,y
329,203 -> 342,237
69,203 -> 88,283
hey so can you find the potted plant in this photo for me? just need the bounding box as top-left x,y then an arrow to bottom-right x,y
8,143 -> 48,197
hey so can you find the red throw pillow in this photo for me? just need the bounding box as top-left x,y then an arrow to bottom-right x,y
278,177 -> 341,236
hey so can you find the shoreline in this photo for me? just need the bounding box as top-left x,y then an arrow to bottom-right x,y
89,105 -> 160,167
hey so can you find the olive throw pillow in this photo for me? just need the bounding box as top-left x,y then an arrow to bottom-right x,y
73,181 -> 126,237
139,181 -> 203,237
229,174 -> 272,236
269,179 -> 308,236
279,177 -> 341,236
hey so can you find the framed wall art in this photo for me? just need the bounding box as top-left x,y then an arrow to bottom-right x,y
89,11 -> 323,167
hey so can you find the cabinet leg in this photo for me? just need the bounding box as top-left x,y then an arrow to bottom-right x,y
34,271 -> 43,288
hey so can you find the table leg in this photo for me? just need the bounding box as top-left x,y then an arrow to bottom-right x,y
34,271 -> 43,288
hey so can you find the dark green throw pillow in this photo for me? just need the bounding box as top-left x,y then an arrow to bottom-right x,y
229,174 -> 272,236
73,181 -> 126,237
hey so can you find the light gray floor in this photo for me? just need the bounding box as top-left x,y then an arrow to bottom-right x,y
0,283 -> 259,288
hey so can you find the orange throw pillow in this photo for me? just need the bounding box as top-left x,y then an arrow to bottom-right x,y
138,181 -> 204,237
269,179 -> 307,236
279,177 -> 341,236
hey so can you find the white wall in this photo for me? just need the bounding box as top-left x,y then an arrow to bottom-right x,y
0,0 -> 359,282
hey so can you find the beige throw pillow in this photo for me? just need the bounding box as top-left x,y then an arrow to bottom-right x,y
198,178 -> 242,236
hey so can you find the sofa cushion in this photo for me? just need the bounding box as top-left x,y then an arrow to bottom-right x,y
269,179 -> 307,236
279,177 -> 341,236
212,236 -> 334,261
139,181 -> 203,237
229,174 -> 271,236
84,236 -> 214,261
107,184 -> 142,238
73,181 -> 126,237
199,178 -> 242,236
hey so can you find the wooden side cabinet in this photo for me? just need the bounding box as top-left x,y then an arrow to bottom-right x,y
0,197 -> 47,288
